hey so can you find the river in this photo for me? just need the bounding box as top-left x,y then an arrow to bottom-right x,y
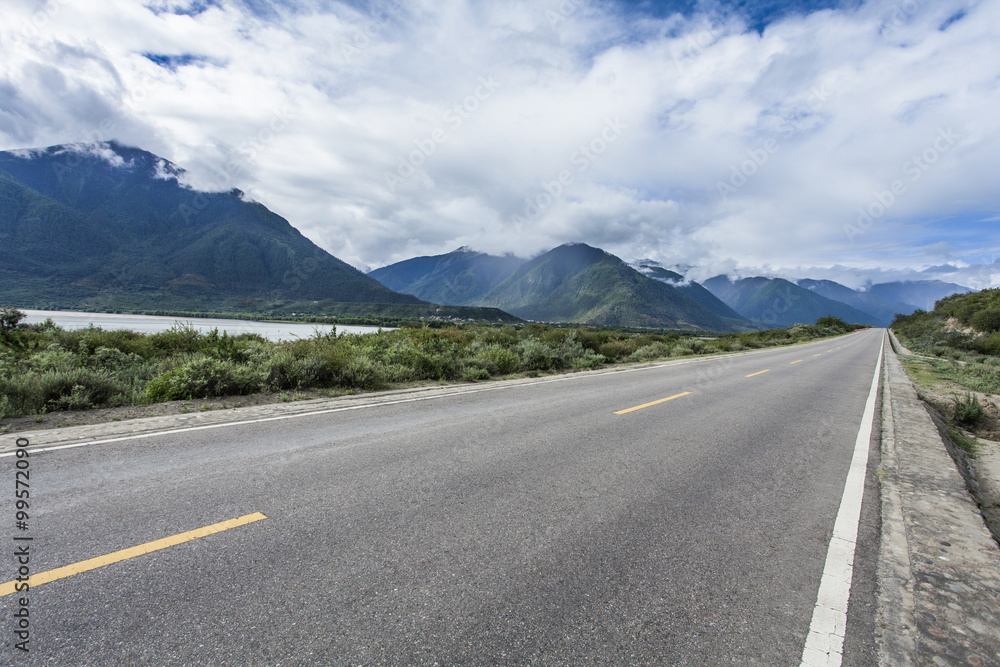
19,310 -> 391,341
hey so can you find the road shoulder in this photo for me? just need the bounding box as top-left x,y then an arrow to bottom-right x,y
878,335 -> 1000,665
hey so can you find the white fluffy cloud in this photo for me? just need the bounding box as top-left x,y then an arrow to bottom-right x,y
1,0 -> 998,285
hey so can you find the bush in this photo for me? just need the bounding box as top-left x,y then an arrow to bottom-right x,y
628,341 -> 673,362
146,357 -> 262,402
260,348 -> 322,391
1,368 -> 127,415
974,333 -> 1000,356
598,340 -> 635,360
815,315 -> 849,330
517,339 -> 556,371
462,367 -> 491,382
971,309 -> 1000,334
684,338 -> 708,354
469,344 -> 521,376
337,354 -> 385,390
0,308 -> 26,332
953,392 -> 985,427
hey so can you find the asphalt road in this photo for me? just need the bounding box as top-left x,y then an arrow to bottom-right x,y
3,329 -> 885,665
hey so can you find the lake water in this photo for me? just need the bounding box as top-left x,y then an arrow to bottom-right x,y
20,310 -> 391,341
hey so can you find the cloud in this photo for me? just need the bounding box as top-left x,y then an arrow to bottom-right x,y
1,0 -> 998,286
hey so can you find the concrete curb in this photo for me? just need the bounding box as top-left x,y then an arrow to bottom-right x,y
877,332 -> 1000,665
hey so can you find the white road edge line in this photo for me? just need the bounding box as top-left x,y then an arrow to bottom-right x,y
800,332 -> 884,667
0,331 -> 865,458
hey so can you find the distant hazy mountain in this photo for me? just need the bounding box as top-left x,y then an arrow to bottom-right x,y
0,142 -> 517,321
477,244 -> 752,331
703,276 -> 881,327
369,247 -> 525,305
635,263 -> 753,323
868,280 -> 973,311
797,279 -> 914,327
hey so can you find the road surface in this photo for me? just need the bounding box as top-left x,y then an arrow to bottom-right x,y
2,329 -> 885,665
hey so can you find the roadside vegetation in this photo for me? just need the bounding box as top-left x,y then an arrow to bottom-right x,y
892,288 -> 1000,445
892,288 -> 1000,400
0,307 -> 862,421
892,288 -> 1000,544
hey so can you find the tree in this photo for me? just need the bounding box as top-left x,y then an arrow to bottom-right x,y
0,307 -> 26,332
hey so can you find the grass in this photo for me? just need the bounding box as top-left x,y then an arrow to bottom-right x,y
893,292 -> 1000,396
953,392 -> 986,428
900,358 -> 941,389
0,308 -> 864,419
948,428 -> 980,457
893,289 -> 1000,444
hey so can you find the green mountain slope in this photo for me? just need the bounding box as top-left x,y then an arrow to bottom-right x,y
703,276 -> 880,327
0,142 -> 516,321
869,280 -> 973,311
796,279 -> 914,327
369,247 -> 525,305
476,243 -> 749,331
636,264 -> 752,324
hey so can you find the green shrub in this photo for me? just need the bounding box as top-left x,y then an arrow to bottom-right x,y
462,367 -> 491,382
953,392 -> 985,427
974,333 -> 1000,356
971,309 -> 1000,333
684,338 -> 708,354
470,345 -> 521,375
0,307 -> 26,332
26,344 -> 77,372
146,357 -> 262,402
337,354 -> 385,390
1,368 -> 126,414
260,349 -> 319,391
517,339 -> 556,371
0,394 -> 12,421
148,324 -> 204,355
628,341 -> 673,362
815,315 -> 849,330
598,340 -> 635,360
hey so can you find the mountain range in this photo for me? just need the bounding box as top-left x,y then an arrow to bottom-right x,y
0,142 -> 516,321
0,141 -> 976,331
372,244 -> 756,331
372,250 -> 973,329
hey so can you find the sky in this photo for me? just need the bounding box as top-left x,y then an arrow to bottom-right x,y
1,0 -> 999,289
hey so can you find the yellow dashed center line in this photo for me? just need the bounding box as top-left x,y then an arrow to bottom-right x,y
745,369 -> 771,378
0,512 -> 267,597
615,391 -> 692,415
814,354 -> 823,357
790,360 -> 804,364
